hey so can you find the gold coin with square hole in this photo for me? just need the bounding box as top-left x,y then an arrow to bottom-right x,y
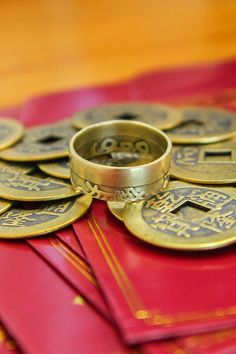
71,103 -> 182,130
171,140 -> 236,184
38,159 -> 70,179
0,118 -> 24,150
0,195 -> 92,239
123,181 -> 236,250
0,120 -> 77,162
165,107 -> 236,144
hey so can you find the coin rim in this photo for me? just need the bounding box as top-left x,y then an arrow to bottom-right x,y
0,118 -> 24,150
166,107 -> 236,144
123,182 -> 236,251
71,102 -> 183,131
38,161 -> 70,179
171,145 -> 236,184
0,174 -> 82,201
107,201 -> 125,221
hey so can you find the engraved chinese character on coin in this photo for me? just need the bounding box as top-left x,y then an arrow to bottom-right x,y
0,160 -> 35,175
0,172 -> 82,201
0,195 -> 92,239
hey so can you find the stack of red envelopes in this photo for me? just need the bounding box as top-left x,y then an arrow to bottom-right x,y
1,60 -> 236,354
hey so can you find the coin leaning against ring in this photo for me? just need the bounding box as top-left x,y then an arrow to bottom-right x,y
123,181 -> 236,251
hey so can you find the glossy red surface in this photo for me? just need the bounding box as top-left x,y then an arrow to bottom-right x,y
27,235 -> 110,318
74,201 -> 236,344
0,241 -> 134,354
56,227 -> 86,260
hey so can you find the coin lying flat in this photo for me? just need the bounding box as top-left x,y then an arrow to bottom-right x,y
0,120 -> 77,162
107,201 -> 125,221
0,195 -> 92,239
38,159 -> 70,179
71,103 -> 182,130
0,172 -> 82,201
165,107 -> 236,144
0,160 -> 36,175
123,181 -> 236,251
0,118 -> 24,150
171,140 -> 236,184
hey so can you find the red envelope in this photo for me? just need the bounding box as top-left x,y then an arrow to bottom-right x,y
28,231 -> 236,353
56,227 -> 86,260
177,329 -> 236,354
27,235 -> 110,317
73,201 -> 236,344
0,240 -> 139,354
144,329 -> 236,354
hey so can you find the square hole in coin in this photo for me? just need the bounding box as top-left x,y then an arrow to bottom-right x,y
171,201 -> 211,220
204,150 -> 232,161
38,136 -> 62,144
115,113 -> 138,120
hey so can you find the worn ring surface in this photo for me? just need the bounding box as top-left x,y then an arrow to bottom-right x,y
69,120 -> 172,202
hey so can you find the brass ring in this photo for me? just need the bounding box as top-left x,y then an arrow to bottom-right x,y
69,120 -> 172,202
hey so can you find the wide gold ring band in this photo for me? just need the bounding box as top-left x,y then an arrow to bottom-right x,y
69,120 -> 172,202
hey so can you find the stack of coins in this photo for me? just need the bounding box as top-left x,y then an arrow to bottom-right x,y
1,103 -> 236,252
0,119 -> 92,238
